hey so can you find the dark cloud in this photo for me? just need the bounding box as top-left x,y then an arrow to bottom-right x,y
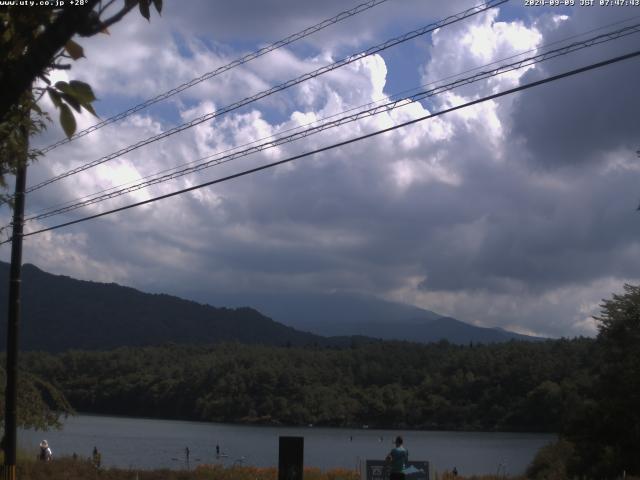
510,8 -> 640,168
417,156 -> 640,293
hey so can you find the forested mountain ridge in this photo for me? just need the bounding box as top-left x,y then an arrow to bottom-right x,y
0,262 -> 327,351
0,262 -> 539,351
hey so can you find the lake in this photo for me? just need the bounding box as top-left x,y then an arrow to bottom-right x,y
20,414 -> 554,476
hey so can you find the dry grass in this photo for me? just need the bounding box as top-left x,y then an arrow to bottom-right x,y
16,457 -> 361,480
20,458 -> 640,480
435,474 -> 525,480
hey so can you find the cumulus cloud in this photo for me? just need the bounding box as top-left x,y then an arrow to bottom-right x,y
3,2 -> 639,338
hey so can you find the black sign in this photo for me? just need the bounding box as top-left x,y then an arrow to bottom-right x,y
366,460 -> 429,480
278,436 -> 304,480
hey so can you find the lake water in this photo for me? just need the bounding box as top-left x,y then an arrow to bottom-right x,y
20,414 -> 554,476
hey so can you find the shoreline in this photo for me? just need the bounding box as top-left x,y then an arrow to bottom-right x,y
64,411 -> 559,436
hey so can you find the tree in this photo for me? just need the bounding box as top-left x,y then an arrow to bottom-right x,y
527,439 -> 575,480
0,0 -> 163,193
0,0 -> 162,464
592,284 -> 640,475
565,284 -> 640,478
0,368 -> 73,432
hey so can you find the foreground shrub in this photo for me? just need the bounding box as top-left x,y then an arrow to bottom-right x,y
526,439 -> 575,480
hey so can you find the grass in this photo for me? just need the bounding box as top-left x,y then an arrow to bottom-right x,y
15,457 -> 361,480
434,474 -> 524,480
10,458 -> 531,480
15,457 -> 640,480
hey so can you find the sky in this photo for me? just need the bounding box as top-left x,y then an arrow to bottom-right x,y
2,0 -> 640,338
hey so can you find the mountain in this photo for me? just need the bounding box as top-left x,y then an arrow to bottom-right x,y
0,262 -> 540,352
202,291 -> 542,344
0,262 -> 328,352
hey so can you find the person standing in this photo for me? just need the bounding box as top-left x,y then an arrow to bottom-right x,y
386,436 -> 408,480
92,446 -> 101,468
38,440 -> 52,461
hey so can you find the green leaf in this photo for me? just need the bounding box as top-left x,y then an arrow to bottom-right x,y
55,81 -> 97,115
139,0 -> 150,20
59,104 -> 76,138
152,0 -> 162,14
64,40 -> 84,60
61,93 -> 82,113
83,102 -> 99,118
68,81 -> 96,104
54,81 -> 71,95
48,88 -> 62,108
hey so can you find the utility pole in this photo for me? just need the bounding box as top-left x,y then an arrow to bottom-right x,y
3,127 -> 27,480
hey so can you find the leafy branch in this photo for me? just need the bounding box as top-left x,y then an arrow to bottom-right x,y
0,0 -> 162,188
47,81 -> 98,138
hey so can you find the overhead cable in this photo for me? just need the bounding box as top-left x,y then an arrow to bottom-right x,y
6,48 -> 638,244
27,13 -> 640,219
23,22 -> 640,223
25,0 -> 508,195
37,0 -> 393,154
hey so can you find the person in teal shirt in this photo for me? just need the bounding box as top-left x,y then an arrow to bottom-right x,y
386,436 -> 408,480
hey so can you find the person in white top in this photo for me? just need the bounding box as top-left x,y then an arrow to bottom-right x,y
38,440 -> 52,461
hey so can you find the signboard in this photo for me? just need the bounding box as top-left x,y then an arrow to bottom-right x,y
278,436 -> 304,480
365,460 -> 430,480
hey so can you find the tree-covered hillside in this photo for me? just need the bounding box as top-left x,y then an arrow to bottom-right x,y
22,338 -> 594,432
0,263 -> 326,351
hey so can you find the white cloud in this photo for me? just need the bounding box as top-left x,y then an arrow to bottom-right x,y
424,9 -> 543,97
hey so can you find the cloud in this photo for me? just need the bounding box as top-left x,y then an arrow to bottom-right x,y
424,9 -> 543,92
3,3 -> 639,339
509,7 -> 640,169
166,0 -> 476,48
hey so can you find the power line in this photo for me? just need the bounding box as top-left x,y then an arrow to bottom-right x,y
7,48 -> 639,244
415,12 -> 640,86
25,14 -> 640,219
33,7 -> 640,166
10,7 -> 637,220
24,0 -> 508,195
37,0 -> 392,155
22,22 -> 640,223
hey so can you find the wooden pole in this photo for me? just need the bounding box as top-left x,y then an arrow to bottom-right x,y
3,129 -> 27,480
